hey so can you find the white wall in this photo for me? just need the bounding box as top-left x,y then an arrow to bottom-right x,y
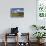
0,0 -> 36,42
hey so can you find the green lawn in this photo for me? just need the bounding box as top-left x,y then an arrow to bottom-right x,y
11,12 -> 24,17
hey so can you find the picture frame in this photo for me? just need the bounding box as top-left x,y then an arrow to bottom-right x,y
10,8 -> 24,17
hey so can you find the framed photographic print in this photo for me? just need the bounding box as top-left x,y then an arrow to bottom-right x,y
10,8 -> 24,17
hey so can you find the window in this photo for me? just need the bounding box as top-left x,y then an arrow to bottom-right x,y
37,0 -> 46,18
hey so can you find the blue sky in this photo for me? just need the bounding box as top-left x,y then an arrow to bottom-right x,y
11,8 -> 24,13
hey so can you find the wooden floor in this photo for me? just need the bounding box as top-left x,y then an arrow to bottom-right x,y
0,42 -> 46,46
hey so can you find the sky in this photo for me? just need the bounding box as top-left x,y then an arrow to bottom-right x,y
11,8 -> 24,13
